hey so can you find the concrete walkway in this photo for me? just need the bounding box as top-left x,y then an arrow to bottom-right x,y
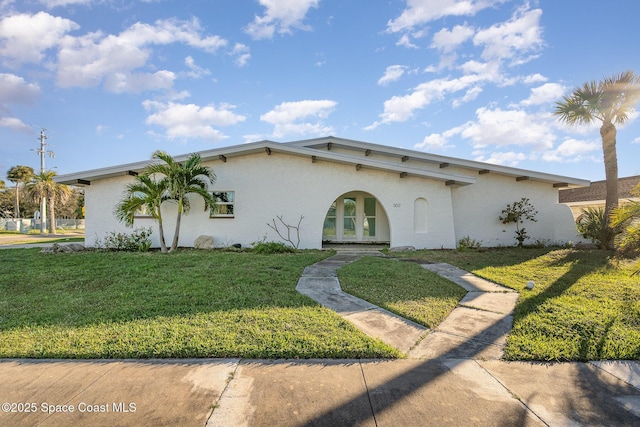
1,250 -> 640,426
296,252 -> 518,360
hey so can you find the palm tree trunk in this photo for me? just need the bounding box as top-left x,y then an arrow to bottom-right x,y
169,201 -> 183,252
14,184 -> 20,219
47,195 -> 56,235
600,121 -> 618,249
158,217 -> 168,253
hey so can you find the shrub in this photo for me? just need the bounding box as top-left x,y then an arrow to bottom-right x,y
252,241 -> 295,254
576,207 -> 619,249
499,198 -> 538,247
457,236 -> 482,251
98,227 -> 153,252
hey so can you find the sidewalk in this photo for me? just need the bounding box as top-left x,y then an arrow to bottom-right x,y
1,251 -> 639,426
0,231 -> 84,249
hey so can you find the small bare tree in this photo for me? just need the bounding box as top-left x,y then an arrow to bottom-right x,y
267,215 -> 303,249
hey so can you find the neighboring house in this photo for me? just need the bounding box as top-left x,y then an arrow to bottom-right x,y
559,175 -> 640,221
56,137 -> 589,249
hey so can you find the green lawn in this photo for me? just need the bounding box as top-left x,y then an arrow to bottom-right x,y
389,248 -> 640,361
338,257 -> 466,328
0,249 -> 400,359
3,247 -> 638,361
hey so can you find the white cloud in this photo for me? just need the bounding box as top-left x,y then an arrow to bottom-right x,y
39,0 -> 91,7
523,73 -> 547,84
184,56 -> 211,79
633,137 -> 640,144
414,130 -> 456,151
473,7 -> 543,63
56,18 -> 227,92
0,12 -> 79,65
260,100 -> 337,138
460,107 -> 555,151
0,73 -> 41,107
474,151 -> 527,166
452,86 -> 482,107
387,0 -> 507,33
378,65 -> 408,86
541,138 -> 600,162
368,73 -> 496,128
518,82 -> 565,106
143,100 -> 246,141
230,43 -> 251,67
431,24 -> 475,53
0,117 -> 31,133
245,0 -> 320,40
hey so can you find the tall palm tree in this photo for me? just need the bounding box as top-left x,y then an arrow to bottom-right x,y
146,151 -> 216,252
554,70 -> 640,248
26,171 -> 71,234
115,174 -> 170,253
7,165 -> 34,219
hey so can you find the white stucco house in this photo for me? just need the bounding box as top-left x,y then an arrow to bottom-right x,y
56,136 -> 589,249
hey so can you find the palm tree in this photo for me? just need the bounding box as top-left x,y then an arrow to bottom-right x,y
554,70 -> 640,248
146,151 -> 216,252
25,171 -> 71,234
7,165 -> 34,219
115,174 -> 170,253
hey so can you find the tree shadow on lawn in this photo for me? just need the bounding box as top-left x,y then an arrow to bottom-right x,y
510,250 -> 619,361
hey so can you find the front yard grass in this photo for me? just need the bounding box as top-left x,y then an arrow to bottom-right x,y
0,249 -> 400,359
338,257 -> 466,328
390,248 -> 640,361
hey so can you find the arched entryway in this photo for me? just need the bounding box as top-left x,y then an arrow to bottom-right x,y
322,191 -> 390,243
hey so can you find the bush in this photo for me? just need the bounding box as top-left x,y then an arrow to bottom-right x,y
576,207 -> 618,249
457,236 -> 482,251
499,198 -> 538,247
252,241 -> 295,254
98,227 -> 153,252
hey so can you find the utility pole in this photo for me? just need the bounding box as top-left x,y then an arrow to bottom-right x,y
34,129 -> 54,234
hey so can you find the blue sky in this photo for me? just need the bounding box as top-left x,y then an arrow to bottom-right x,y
1,0 -> 638,181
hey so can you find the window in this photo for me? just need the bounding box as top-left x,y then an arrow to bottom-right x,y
134,205 -> 153,218
210,191 -> 235,218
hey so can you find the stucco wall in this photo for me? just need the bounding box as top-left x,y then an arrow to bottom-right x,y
84,150 -> 580,249
85,151 -> 458,249
451,172 -> 582,246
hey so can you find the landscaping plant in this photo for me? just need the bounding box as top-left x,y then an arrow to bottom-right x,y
499,198 -> 538,247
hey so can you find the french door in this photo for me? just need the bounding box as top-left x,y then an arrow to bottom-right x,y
323,193 -> 377,242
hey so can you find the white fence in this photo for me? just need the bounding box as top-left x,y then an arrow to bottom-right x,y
0,218 -> 85,232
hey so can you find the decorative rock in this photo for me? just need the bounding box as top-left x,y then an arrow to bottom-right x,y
526,280 -> 535,290
232,243 -> 242,249
194,235 -> 214,249
389,246 -> 416,252
41,243 -> 85,253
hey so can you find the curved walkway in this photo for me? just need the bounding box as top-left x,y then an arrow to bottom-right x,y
296,251 -> 518,359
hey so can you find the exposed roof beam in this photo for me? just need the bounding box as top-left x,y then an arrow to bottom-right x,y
401,155 -> 409,162
445,180 -> 456,186
553,182 -> 569,188
516,176 -> 529,182
365,149 -> 371,156
76,179 -> 90,186
400,172 -> 408,178
440,163 -> 449,169
219,155 -> 227,162
126,170 -> 138,176
311,155 -> 317,163
356,164 -> 362,171
327,142 -> 332,150
265,147 -> 271,155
